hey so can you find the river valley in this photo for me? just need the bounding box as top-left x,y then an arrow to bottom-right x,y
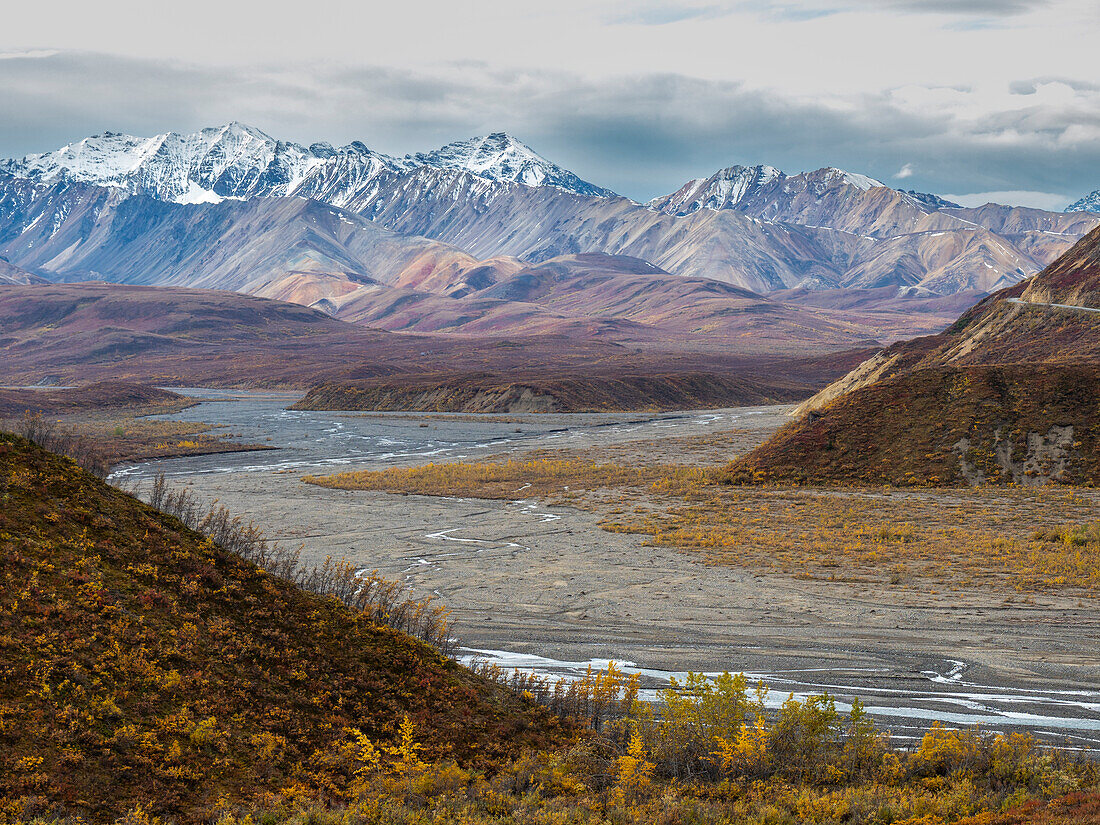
110,389 -> 1100,751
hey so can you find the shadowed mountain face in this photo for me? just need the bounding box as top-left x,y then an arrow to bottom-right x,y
730,226 -> 1100,486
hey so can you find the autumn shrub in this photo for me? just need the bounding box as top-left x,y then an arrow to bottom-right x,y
147,473 -> 455,653
303,457 -> 654,498
467,659 -> 638,731
2,412 -> 109,478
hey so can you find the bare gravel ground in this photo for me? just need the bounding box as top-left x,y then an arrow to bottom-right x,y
121,394 -> 1100,747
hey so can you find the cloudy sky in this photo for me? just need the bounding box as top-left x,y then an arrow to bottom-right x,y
2,0 -> 1097,207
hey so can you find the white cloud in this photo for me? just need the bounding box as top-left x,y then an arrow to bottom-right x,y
0,49 -> 59,60
894,163 -> 915,179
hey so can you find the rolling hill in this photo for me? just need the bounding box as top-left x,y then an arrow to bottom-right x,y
729,225 -> 1100,486
0,433 -> 564,822
0,282 -> 627,387
0,282 -> 869,409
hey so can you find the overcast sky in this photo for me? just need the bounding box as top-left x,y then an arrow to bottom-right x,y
2,0 -> 1097,208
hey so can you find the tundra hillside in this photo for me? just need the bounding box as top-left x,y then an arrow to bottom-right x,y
729,224 -> 1100,486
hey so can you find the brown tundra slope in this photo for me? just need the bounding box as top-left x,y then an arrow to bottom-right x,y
0,434 -> 567,823
728,225 -> 1100,486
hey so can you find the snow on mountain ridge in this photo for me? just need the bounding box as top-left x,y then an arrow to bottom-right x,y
1067,189 -> 1100,214
1,124 -> 616,204
647,163 -> 890,217
406,132 -> 615,198
823,168 -> 884,191
646,165 -> 782,214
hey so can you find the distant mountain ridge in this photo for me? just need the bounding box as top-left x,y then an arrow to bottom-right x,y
0,176 -> 902,355
647,164 -> 887,215
0,122 -> 614,204
2,123 -> 1099,333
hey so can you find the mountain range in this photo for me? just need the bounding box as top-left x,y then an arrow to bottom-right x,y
0,123 -> 613,203
1,123 -> 1098,353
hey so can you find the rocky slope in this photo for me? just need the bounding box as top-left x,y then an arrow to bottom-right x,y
729,225 -> 1100,485
0,257 -> 44,285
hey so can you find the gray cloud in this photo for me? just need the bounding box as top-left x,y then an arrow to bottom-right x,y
883,0 -> 1049,14
606,2 -> 729,25
730,0 -> 1049,20
1011,76 -> 1100,94
0,52 -> 1097,207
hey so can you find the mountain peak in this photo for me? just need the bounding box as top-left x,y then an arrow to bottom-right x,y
816,167 -> 884,191
647,163 -> 785,215
649,162 -> 905,217
1067,189 -> 1100,214
211,121 -> 274,141
406,133 -> 616,198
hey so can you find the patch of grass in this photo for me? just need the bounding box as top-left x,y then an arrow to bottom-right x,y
65,417 -> 272,464
605,484 -> 1100,594
304,456 -> 661,498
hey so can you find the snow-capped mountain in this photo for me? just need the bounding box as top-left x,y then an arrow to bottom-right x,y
1067,189 -> 1100,213
0,123 -> 615,205
648,164 -> 898,218
646,165 -> 783,214
405,133 -> 615,199
3,125 -> 1099,304
0,123 -> 375,204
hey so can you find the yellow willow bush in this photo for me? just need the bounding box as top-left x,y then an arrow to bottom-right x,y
202,750 -> 1100,825
613,725 -> 655,803
485,663 -> 1070,797
468,659 -> 638,731
623,672 -> 881,784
